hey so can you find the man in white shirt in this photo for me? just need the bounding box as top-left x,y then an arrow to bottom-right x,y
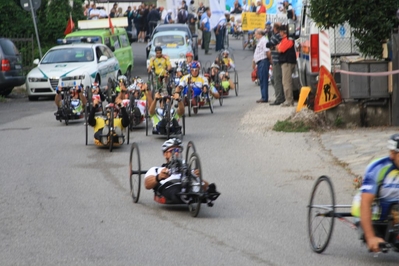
253,29 -> 272,103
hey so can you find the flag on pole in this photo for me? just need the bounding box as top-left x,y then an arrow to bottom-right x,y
64,14 -> 75,35
109,17 -> 114,34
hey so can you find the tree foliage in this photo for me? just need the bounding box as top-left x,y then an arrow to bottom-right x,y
309,0 -> 399,58
0,0 -> 85,57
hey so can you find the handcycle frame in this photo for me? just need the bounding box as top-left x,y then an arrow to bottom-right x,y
145,92 -> 186,140
182,75 -> 214,117
55,85 -> 84,125
307,175 -> 399,254
129,141 -> 220,217
216,52 -> 239,97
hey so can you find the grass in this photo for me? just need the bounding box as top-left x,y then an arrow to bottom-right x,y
273,120 -> 310,132
0,96 -> 6,102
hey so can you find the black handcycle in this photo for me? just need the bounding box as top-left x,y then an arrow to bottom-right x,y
307,175 -> 399,254
55,85 -> 84,125
129,141 -> 220,217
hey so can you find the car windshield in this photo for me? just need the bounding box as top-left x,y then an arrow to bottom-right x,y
41,48 -> 95,64
153,26 -> 191,39
153,35 -> 185,47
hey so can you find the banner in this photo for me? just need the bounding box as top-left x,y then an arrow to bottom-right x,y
209,0 -> 226,30
225,0 -> 302,15
241,12 -> 266,31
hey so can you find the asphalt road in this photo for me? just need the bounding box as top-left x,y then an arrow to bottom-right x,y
0,38 -> 398,265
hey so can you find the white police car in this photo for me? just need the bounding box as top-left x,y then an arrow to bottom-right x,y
26,39 -> 120,101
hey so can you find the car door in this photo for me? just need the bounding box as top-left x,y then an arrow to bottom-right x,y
100,45 -> 118,81
94,46 -> 108,84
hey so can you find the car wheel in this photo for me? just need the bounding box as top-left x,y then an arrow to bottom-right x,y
28,96 -> 39,101
0,87 -> 14,97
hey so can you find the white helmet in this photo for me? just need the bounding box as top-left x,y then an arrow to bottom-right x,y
162,138 -> 183,152
118,75 -> 127,85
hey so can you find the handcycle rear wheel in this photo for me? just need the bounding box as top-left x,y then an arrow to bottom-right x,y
129,142 -> 141,203
187,87 -> 192,117
307,175 -> 335,253
234,69 -> 239,96
187,152 -> 203,217
185,140 -> 197,163
109,109 -> 114,152
207,93 -> 214,114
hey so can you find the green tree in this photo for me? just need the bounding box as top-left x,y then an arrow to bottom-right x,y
309,0 -> 399,58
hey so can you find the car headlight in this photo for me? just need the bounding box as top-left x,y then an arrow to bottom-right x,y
63,75 -> 85,81
28,77 -> 47,82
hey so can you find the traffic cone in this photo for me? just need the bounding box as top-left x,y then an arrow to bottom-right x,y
296,86 -> 311,112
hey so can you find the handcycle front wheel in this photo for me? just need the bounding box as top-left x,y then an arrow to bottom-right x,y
109,109 -> 114,152
307,175 -> 336,253
187,152 -> 203,217
234,69 -> 239,96
129,142 -> 142,203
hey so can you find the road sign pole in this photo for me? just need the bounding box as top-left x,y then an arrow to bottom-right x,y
29,0 -> 43,58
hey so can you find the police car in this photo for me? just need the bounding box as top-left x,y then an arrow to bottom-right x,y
26,40 -> 120,101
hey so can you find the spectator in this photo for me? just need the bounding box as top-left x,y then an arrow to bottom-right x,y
256,0 -> 266,14
197,2 -> 206,47
148,7 -> 161,36
230,0 -> 242,14
177,6 -> 188,24
267,23 -> 285,106
83,4 -> 90,19
250,2 -> 257,12
117,7 -> 123,17
214,12 -> 227,52
164,9 -> 174,24
142,4 -> 150,40
277,25 -> 296,107
253,29 -> 271,103
281,0 -> 296,22
201,7 -> 212,55
187,12 -> 197,35
242,0 -> 250,12
109,3 -> 118,18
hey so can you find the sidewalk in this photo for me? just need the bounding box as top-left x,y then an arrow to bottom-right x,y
320,127 -> 399,177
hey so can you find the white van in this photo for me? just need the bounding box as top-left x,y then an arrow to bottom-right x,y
296,0 -> 359,94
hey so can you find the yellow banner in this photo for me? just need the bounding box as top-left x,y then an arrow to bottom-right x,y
241,12 -> 267,31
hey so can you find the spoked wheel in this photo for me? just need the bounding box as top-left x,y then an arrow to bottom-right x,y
129,142 -> 141,203
145,100 -> 149,136
207,93 -> 213,114
107,77 -> 114,103
182,115 -> 186,137
185,140 -> 197,162
85,105 -> 90,145
187,152 -> 203,217
307,175 -> 335,253
109,109 -> 114,152
187,88 -> 192,117
234,69 -> 239,96
126,123 -> 130,144
165,102 -> 171,139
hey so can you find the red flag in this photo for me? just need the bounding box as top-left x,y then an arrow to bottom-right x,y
109,17 -> 114,34
64,14 -> 75,35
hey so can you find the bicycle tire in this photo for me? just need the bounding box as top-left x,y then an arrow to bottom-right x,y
185,140 -> 197,163
234,69 -> 239,96
187,86 -> 192,117
129,142 -> 141,203
109,108 -> 114,152
307,175 -> 335,253
187,152 -> 203,217
165,101 -> 171,139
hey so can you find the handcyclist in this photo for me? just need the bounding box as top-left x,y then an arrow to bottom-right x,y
144,138 -> 219,204
147,46 -> 172,86
220,49 -> 235,70
147,85 -> 184,135
88,88 -> 129,146
351,134 -> 399,252
54,83 -> 87,119
178,61 -> 219,113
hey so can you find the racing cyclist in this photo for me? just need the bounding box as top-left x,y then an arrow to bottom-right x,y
147,46 -> 172,88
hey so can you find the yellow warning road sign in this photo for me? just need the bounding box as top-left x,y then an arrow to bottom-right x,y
314,65 -> 342,113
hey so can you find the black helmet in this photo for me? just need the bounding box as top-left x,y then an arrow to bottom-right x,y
155,46 -> 162,52
388,134 -> 399,152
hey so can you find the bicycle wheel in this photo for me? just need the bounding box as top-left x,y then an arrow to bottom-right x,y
85,104 -> 89,145
129,142 -> 141,203
234,70 -> 239,96
165,102 -> 171,139
207,93 -> 213,114
187,87 -> 192,117
107,78 -> 114,103
185,140 -> 197,163
187,152 -> 203,217
307,175 -> 335,253
145,99 -> 149,136
126,124 -> 130,145
109,109 -> 114,152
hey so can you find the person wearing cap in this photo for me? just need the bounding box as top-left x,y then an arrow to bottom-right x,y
144,138 -> 219,205
88,87 -> 129,146
214,11 -> 229,52
54,83 -> 87,120
164,9 -> 174,24
350,134 -> 399,253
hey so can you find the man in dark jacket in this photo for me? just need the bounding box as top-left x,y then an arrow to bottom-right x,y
147,7 -> 161,36
277,25 -> 297,107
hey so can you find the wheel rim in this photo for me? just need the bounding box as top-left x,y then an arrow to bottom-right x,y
185,141 -> 197,165
187,152 -> 202,217
129,143 -> 141,203
308,176 -> 335,253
